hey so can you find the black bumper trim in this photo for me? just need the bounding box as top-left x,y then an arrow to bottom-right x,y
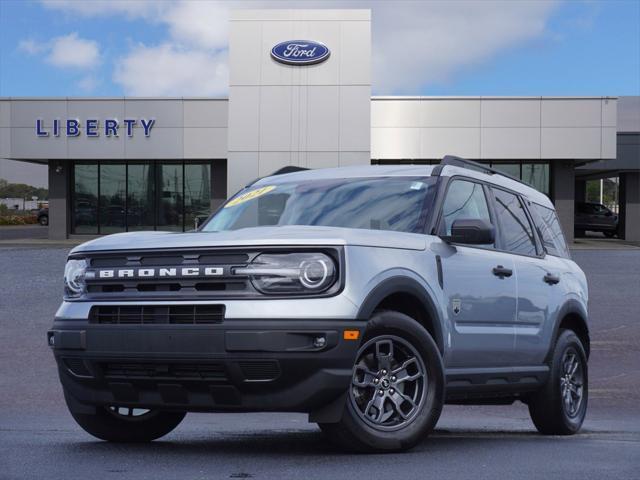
50,319 -> 365,415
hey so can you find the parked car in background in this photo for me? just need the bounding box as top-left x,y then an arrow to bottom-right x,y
575,202 -> 618,238
37,207 -> 48,226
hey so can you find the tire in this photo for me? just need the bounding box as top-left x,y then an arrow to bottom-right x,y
39,215 -> 48,226
574,229 -> 585,238
603,231 -> 616,238
319,310 -> 444,452
67,402 -> 186,442
528,329 -> 588,435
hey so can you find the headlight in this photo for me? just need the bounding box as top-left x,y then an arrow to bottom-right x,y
64,258 -> 89,298
235,253 -> 336,295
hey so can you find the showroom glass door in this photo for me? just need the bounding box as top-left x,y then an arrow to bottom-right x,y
72,162 -> 99,234
156,162 -> 184,231
127,162 -> 156,231
185,162 -> 211,231
99,163 -> 126,234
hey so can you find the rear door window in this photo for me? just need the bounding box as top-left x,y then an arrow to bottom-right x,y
491,188 -> 538,256
531,203 -> 570,258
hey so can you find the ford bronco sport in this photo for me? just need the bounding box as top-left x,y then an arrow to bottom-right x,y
48,156 -> 589,452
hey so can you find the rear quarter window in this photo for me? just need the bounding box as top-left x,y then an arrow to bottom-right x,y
531,203 -> 570,258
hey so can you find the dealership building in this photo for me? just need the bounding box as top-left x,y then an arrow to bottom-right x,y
0,9 -> 638,241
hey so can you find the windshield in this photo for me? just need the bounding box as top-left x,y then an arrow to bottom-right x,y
202,176 -> 437,233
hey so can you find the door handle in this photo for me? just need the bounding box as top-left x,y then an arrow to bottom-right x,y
492,265 -> 513,278
544,273 -> 560,285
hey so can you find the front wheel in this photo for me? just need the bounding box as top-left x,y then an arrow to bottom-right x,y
319,310 -> 444,452
68,401 -> 186,442
528,329 -> 588,435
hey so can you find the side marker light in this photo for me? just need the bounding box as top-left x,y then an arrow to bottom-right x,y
343,330 -> 360,341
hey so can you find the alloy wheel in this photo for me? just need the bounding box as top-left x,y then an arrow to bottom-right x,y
349,335 -> 427,431
559,348 -> 585,418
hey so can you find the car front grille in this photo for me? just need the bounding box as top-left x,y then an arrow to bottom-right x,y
82,249 -> 253,300
89,304 -> 225,325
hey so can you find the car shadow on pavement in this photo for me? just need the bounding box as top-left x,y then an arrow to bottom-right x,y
58,427 -> 548,458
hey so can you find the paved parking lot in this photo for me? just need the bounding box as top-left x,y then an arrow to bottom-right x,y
0,246 -> 639,479
0,225 -> 48,241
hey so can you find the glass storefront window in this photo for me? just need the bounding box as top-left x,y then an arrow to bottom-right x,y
157,163 -> 184,231
490,163 -> 521,179
522,163 -> 550,195
71,161 -> 214,234
72,163 -> 98,234
371,159 -> 550,195
127,162 -> 156,231
185,163 -> 211,230
99,163 -> 126,234
487,161 -> 549,195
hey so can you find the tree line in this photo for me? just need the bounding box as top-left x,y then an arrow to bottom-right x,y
0,178 -> 48,200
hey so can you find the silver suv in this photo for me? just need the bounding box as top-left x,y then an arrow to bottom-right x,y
48,156 -> 589,452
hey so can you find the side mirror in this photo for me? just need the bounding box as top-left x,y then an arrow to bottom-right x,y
443,218 -> 495,245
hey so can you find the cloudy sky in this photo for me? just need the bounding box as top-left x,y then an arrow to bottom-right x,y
0,0 -> 638,97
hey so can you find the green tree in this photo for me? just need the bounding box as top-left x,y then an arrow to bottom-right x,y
0,178 -> 48,200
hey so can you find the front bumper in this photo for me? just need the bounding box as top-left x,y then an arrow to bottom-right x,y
49,319 -> 365,418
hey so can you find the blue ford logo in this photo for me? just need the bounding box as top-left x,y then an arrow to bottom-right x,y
271,40 -> 330,66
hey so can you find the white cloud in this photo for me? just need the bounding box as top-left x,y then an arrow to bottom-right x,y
19,33 -> 100,69
371,1 -> 558,93
113,43 -> 228,96
46,33 -> 100,69
37,0 -> 560,95
163,1 -> 229,50
78,75 -> 99,92
18,39 -> 46,55
40,0 -> 164,19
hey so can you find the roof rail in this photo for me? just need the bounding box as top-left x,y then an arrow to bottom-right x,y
433,155 -> 528,187
245,165 -> 310,188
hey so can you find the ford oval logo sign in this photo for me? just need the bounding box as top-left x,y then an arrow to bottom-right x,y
271,40 -> 330,66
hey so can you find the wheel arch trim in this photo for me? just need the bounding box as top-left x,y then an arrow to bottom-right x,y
546,299 -> 590,361
356,275 -> 445,354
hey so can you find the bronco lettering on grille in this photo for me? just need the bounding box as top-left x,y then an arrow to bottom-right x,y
96,267 -> 224,279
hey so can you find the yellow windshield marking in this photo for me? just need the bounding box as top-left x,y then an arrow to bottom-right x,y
224,185 -> 277,208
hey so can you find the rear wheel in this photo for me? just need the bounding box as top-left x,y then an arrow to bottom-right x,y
603,231 -> 616,238
528,329 -> 588,435
39,215 -> 48,226
68,402 -> 186,442
319,310 -> 444,452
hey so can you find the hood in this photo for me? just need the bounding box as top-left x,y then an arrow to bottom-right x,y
70,225 -> 428,254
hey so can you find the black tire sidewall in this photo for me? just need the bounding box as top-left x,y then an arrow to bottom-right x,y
530,329 -> 589,435
553,330 -> 588,432
339,310 -> 445,451
67,400 -> 186,442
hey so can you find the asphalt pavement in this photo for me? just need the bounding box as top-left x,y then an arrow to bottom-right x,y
0,225 -> 48,241
1,246 -> 639,480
